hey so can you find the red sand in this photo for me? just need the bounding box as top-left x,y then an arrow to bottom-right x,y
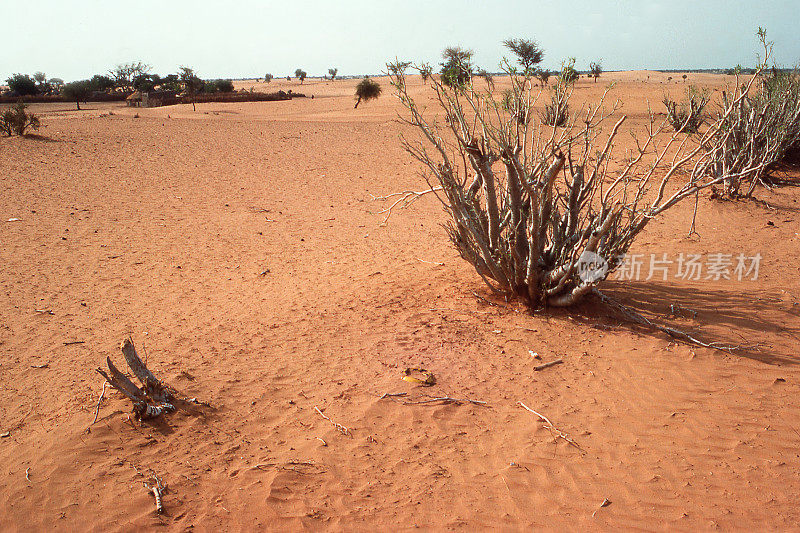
1,73 -> 800,530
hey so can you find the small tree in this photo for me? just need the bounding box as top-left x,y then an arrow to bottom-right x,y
328,68 -> 338,80
33,71 -> 50,93
559,58 -> 579,84
179,66 -> 203,111
502,38 -> 543,75
354,77 -> 381,108
110,61 -> 151,91
264,73 -> 273,83
420,64 -> 433,83
536,69 -> 551,86
440,46 -> 473,87
90,74 -> 115,92
477,68 -> 494,90
6,74 -> 39,96
682,74 -> 687,83
589,61 -> 602,82
1,100 -> 40,136
62,80 -> 93,110
295,69 -> 307,83
49,78 -> 65,94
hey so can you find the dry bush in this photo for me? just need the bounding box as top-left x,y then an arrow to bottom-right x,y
540,80 -> 570,127
662,86 -> 710,133
709,31 -> 800,197
1,100 -> 40,136
385,39 -> 758,308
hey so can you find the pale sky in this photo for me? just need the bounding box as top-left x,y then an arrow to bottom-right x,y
4,0 -> 799,82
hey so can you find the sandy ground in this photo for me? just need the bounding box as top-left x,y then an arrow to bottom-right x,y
1,72 -> 800,531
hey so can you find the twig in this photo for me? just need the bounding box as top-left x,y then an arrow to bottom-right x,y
25,468 -> 30,481
316,437 -> 328,446
63,340 -> 85,346
379,392 -> 408,400
403,396 -> 488,406
534,359 -> 563,371
88,382 -> 107,428
415,257 -> 445,266
471,291 -> 520,313
370,187 -> 442,225
34,309 -> 54,315
144,474 -> 165,514
314,406 -> 352,437
518,401 -> 583,452
592,498 -> 611,517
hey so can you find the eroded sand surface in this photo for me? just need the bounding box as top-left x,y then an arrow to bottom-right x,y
1,73 -> 800,530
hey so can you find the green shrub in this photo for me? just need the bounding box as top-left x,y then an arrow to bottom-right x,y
354,77 -> 381,108
663,86 -> 710,133
1,100 -> 40,136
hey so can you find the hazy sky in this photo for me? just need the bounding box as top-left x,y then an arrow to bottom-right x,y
4,1 -> 799,82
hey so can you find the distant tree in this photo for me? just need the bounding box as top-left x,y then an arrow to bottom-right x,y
589,61 -> 602,82
286,75 -> 291,81
6,74 -> 39,96
419,64 -> 433,83
477,68 -> 495,90
179,66 -> 203,111
295,68 -> 307,83
160,74 -> 181,92
0,100 -> 40,136
559,58 -> 579,84
503,38 -> 544,75
682,74 -> 688,83
90,74 -> 115,92
536,69 -> 551,86
328,68 -> 338,80
133,73 -> 161,92
264,73 -> 273,83
49,78 -> 65,93
204,79 -> 234,93
440,46 -> 473,87
62,80 -> 93,110
110,61 -> 151,91
354,77 -> 381,108
32,71 -> 51,94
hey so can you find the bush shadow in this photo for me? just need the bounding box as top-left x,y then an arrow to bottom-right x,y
557,280 -> 800,365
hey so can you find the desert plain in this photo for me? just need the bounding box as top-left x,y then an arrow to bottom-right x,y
1,72 -> 800,530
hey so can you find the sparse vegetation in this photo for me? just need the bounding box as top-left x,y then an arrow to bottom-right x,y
709,28 -> 800,197
1,100 -> 40,136
663,86 -> 710,133
295,69 -> 307,83
387,39 -> 753,307
264,73 -> 273,83
328,68 -> 338,80
354,77 -> 381,108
